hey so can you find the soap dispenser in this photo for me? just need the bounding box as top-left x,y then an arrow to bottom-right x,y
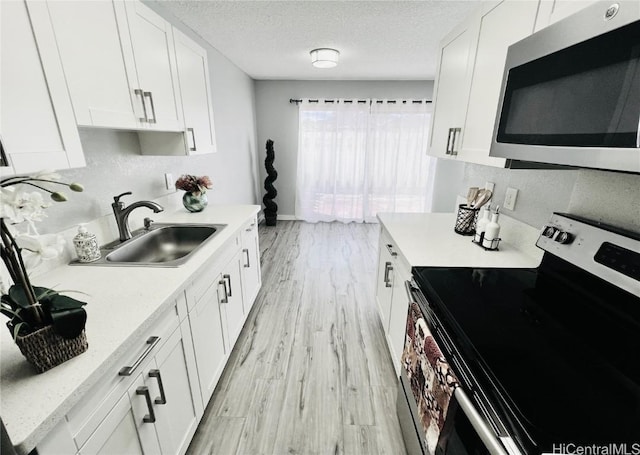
482,206 -> 501,250
73,224 -> 101,263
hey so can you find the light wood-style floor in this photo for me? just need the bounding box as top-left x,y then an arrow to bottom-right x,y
187,221 -> 407,455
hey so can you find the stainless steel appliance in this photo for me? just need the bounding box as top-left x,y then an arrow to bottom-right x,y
490,1 -> 640,173
398,213 -> 640,454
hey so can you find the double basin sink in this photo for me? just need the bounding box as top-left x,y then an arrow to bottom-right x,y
72,223 -> 226,267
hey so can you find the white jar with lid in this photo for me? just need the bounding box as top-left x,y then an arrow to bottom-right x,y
73,225 -> 101,262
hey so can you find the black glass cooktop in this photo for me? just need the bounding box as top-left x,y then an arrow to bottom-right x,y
413,255 -> 640,453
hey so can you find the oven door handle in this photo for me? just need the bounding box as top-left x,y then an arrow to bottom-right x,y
405,280 -> 418,302
454,388 -> 520,455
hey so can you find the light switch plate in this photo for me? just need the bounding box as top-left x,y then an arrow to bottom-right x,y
164,173 -> 173,191
504,187 -> 518,211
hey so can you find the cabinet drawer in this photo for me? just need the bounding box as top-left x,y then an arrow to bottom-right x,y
66,301 -> 179,447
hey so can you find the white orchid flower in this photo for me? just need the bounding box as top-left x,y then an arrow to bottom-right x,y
0,188 -> 50,224
14,233 -> 65,269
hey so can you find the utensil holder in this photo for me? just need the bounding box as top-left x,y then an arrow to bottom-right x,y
454,204 -> 479,236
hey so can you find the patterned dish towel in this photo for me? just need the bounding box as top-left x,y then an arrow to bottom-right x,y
401,302 -> 459,454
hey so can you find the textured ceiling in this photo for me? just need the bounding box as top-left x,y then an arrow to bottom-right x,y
152,1 -> 481,80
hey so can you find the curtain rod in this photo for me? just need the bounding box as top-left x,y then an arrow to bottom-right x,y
289,98 -> 432,105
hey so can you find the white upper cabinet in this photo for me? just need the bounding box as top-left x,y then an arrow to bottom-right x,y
458,0 -> 539,167
0,0 -> 84,175
43,0 -> 141,130
173,29 -> 217,154
428,0 -> 539,168
40,0 -> 183,132
534,0 -> 598,31
121,1 -> 183,131
428,17 -> 476,159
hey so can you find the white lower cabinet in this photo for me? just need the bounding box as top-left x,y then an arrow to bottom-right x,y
375,226 -> 411,375
189,274 -> 228,404
240,217 -> 262,314
35,213 -> 262,455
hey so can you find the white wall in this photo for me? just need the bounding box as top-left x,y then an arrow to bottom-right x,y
254,80 -> 443,218
456,163 -> 640,232
41,3 -> 259,235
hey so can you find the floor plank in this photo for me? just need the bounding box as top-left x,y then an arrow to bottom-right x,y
186,221 -> 407,455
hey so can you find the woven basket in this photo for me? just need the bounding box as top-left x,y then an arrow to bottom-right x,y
13,325 -> 88,373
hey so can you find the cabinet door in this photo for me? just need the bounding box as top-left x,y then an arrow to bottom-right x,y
189,281 -> 227,404
375,236 -> 395,331
459,0 -> 539,167
534,0 -> 597,31
42,0 -> 141,129
173,28 -> 217,155
387,258 -> 411,376
428,17 -> 476,159
0,0 -> 84,174
79,375 -> 161,455
240,218 -> 262,312
123,1 -> 183,131
144,320 -> 201,455
220,251 -> 245,349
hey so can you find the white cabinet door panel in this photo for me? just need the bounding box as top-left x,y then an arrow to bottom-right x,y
173,28 -> 216,154
460,0 -> 539,167
44,0 -> 140,129
124,1 -> 183,131
1,0 -> 84,174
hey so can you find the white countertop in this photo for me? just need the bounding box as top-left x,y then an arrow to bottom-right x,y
0,204 -> 260,454
377,212 -> 543,268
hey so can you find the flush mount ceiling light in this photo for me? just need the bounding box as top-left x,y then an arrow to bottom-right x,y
310,48 -> 340,68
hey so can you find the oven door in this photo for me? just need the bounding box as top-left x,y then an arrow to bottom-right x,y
400,280 -> 518,455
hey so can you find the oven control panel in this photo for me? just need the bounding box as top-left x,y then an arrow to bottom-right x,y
537,213 -> 640,297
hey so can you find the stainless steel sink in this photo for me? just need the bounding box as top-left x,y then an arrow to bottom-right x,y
71,223 -> 226,267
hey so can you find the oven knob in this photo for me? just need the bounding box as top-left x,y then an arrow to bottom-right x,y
555,231 -> 574,244
542,226 -> 557,238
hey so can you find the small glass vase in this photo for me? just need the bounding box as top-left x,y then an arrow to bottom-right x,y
182,191 -> 208,212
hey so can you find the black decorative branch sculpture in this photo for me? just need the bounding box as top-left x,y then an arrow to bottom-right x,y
263,139 -> 278,226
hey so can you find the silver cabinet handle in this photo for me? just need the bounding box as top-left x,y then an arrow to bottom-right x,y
243,248 -> 250,268
223,273 -> 232,297
219,279 -> 228,304
134,89 -> 148,122
386,244 -> 398,257
384,262 -> 393,287
119,336 -> 160,376
148,369 -> 167,405
187,127 -> 196,151
143,91 -> 157,124
136,386 -> 156,423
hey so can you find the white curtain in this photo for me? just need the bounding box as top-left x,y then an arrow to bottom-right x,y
295,99 -> 435,223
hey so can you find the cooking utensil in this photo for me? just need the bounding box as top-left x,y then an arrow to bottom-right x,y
467,187 -> 479,207
473,190 -> 493,209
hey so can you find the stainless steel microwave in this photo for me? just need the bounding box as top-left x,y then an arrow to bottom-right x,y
490,1 -> 640,173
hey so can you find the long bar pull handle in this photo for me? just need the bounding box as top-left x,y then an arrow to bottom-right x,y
445,128 -> 453,155
136,386 -> 156,423
219,279 -> 228,304
134,89 -> 148,122
148,369 -> 167,405
243,248 -> 251,268
386,244 -> 398,257
187,127 -> 196,151
143,92 -> 157,124
119,336 -> 160,376
223,274 -> 232,297
384,262 -> 393,287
